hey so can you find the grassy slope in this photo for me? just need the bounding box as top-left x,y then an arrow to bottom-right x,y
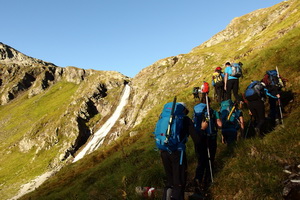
15,1 -> 300,199
20,31 -> 300,200
212,108 -> 300,200
0,81 -> 79,199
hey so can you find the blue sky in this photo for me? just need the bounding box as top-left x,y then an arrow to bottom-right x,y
2,0 -> 283,77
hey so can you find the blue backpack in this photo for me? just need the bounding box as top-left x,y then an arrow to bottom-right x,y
266,70 -> 281,86
230,63 -> 243,78
244,81 -> 264,101
154,102 -> 187,152
220,99 -> 240,129
193,103 -> 217,136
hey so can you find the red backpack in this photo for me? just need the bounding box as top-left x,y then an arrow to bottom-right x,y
201,81 -> 209,93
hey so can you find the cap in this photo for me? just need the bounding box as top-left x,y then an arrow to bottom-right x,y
215,67 -> 222,71
178,102 -> 187,109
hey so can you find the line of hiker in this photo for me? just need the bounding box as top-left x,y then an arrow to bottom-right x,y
154,62 -> 287,200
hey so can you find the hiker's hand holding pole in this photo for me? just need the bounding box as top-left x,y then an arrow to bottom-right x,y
276,94 -> 280,98
201,121 -> 208,130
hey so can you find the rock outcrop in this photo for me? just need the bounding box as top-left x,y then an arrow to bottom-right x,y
0,42 -> 55,66
0,43 -> 131,166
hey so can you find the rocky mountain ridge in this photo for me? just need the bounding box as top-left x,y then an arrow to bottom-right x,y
0,42 -> 55,66
0,44 -> 131,180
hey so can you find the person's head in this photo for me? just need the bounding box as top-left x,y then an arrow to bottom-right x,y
178,102 -> 189,115
215,66 -> 222,72
225,62 -> 231,66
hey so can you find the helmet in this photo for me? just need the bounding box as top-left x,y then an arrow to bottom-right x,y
215,67 -> 222,71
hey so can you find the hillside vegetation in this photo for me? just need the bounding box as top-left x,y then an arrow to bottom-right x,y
0,64 -> 129,199
1,0 -> 300,200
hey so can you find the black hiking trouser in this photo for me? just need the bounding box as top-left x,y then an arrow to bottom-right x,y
161,150 -> 187,200
248,99 -> 265,134
222,130 -> 237,145
226,79 -> 240,102
215,85 -> 224,103
194,135 -> 217,187
268,97 -> 279,122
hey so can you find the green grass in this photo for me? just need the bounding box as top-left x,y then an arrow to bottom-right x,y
0,81 -> 79,199
211,107 -> 300,200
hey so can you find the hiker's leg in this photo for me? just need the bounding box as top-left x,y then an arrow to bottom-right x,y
170,151 -> 186,200
232,79 -> 241,102
195,148 -> 206,183
269,97 -> 277,121
226,80 -> 233,100
204,138 -> 217,186
216,86 -> 223,103
225,131 -> 237,145
249,101 -> 259,132
255,100 -> 265,133
161,151 -> 173,187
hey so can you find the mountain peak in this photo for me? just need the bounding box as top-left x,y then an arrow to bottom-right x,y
0,42 -> 55,66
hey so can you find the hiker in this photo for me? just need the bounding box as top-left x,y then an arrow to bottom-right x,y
191,96 -> 222,192
261,69 -> 286,126
154,100 -> 195,200
192,87 -> 200,101
224,62 -> 243,104
244,81 -> 279,136
212,66 -> 225,103
220,99 -> 244,145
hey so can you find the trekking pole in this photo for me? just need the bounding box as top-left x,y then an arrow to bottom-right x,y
245,115 -> 252,139
205,93 -> 214,183
275,66 -> 284,127
165,96 -> 177,143
278,98 -> 284,127
276,66 -> 284,87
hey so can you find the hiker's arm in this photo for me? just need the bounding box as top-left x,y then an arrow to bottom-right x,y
188,118 -> 198,143
264,88 -> 278,99
239,116 -> 245,130
224,73 -> 228,90
215,111 -> 222,128
216,119 -> 222,128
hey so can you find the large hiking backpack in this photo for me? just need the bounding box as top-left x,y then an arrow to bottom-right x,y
213,72 -> 224,87
154,102 -> 187,152
193,103 -> 217,136
220,99 -> 240,129
244,81 -> 264,101
230,63 -> 243,78
201,81 -> 209,93
262,70 -> 284,88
